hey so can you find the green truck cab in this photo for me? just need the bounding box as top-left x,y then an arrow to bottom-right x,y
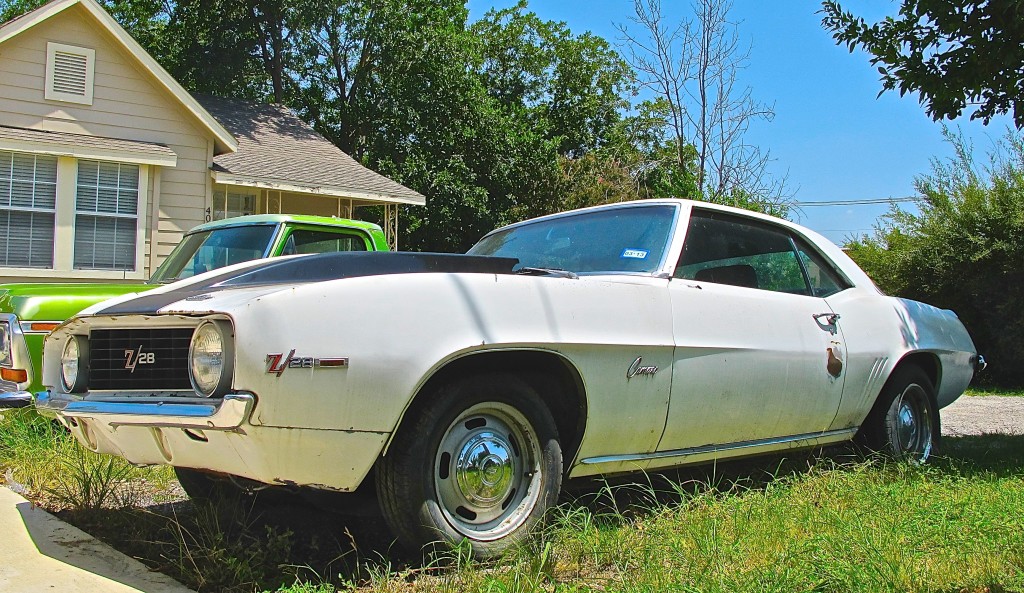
0,215 -> 388,406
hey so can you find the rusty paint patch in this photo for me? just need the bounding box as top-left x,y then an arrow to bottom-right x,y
827,347 -> 843,378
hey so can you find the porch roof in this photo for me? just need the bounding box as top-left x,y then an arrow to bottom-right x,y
197,96 -> 425,206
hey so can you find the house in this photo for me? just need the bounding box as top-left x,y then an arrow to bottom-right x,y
0,0 -> 424,284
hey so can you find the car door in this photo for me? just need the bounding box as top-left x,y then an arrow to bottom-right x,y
658,208 -> 847,454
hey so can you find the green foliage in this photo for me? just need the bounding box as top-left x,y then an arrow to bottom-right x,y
0,0 -> 788,250
846,129 -> 1024,387
822,0 -> 1024,128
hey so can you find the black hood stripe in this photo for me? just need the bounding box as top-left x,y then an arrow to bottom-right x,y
97,252 -> 519,315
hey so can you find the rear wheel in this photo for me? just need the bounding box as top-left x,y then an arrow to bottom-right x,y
859,366 -> 939,463
377,374 -> 562,559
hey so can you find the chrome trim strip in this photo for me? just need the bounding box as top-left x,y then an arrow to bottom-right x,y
0,390 -> 32,408
579,428 -> 858,465
35,391 -> 255,430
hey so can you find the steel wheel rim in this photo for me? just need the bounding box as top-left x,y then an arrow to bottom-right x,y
894,384 -> 933,462
433,402 -> 543,541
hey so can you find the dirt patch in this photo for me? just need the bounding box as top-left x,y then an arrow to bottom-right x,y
941,395 -> 1024,437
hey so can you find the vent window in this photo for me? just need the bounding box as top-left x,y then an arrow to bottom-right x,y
45,43 -> 95,105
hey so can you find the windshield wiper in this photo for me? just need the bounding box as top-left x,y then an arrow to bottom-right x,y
516,267 -> 578,279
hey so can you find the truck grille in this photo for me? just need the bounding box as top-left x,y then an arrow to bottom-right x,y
88,328 -> 194,391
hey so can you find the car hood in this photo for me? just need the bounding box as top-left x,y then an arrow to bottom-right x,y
90,252 -> 520,316
0,282 -> 151,320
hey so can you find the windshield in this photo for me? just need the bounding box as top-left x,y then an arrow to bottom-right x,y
468,204 -> 677,274
150,224 -> 277,283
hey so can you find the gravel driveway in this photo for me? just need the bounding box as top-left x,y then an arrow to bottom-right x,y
940,396 -> 1024,436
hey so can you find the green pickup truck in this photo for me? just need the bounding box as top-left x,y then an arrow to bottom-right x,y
0,214 -> 388,407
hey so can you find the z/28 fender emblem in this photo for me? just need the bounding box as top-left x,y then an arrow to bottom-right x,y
266,350 -> 349,376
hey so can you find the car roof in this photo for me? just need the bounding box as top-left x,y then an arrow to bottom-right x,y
186,214 -> 383,235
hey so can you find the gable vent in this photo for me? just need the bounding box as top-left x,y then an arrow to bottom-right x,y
45,42 -> 95,105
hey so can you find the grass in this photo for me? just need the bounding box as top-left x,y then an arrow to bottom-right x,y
2,407 -> 1023,593
0,407 -> 175,508
965,386 -> 1024,397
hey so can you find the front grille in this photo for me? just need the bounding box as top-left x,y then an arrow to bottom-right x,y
88,328 -> 194,391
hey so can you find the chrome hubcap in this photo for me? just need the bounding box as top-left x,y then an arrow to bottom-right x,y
434,402 -> 542,541
894,384 -> 933,462
456,432 -> 515,506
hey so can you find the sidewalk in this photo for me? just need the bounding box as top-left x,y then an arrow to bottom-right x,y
0,487 -> 194,593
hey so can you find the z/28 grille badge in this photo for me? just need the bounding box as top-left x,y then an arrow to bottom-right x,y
266,350 -> 349,376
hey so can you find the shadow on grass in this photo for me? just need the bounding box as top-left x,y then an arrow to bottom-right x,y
60,494 -> 411,593
55,433 -> 1024,593
563,433 -> 1024,526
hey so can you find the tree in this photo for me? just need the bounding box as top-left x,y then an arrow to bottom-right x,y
846,129 -> 1024,387
616,0 -> 789,216
821,0 -> 1024,128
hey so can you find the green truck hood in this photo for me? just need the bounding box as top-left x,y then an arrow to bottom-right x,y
0,282 -> 155,321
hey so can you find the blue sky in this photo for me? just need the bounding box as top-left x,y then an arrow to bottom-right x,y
466,0 -> 1013,245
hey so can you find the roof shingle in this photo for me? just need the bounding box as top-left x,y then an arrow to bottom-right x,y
197,95 -> 425,206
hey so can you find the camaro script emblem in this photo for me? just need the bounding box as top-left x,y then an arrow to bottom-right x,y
124,346 -> 155,372
627,357 -> 658,379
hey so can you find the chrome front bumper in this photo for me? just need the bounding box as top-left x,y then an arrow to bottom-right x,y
35,391 -> 255,430
0,390 -> 32,408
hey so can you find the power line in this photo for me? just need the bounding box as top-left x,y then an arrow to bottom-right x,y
793,196 -> 918,207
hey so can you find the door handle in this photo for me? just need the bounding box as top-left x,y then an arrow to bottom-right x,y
813,313 -> 840,325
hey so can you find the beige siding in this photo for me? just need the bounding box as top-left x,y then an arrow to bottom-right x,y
0,4 -> 216,280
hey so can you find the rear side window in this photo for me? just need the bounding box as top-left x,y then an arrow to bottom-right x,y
281,229 -> 368,255
674,210 -> 848,297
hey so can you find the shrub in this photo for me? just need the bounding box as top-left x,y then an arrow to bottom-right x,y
846,128 -> 1024,387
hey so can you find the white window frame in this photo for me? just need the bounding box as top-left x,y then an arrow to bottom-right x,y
44,42 -> 96,106
0,154 -> 149,281
0,152 -> 57,270
72,160 -> 144,273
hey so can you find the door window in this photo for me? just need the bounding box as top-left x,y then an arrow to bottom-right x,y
674,210 -> 808,295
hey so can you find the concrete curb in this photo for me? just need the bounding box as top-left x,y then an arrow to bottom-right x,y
0,487 -> 194,593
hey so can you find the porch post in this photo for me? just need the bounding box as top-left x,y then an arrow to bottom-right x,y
384,204 -> 398,251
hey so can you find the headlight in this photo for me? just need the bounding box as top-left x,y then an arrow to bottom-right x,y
189,321 -> 233,397
0,322 -> 10,367
61,335 -> 89,393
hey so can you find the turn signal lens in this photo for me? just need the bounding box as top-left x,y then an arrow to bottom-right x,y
28,322 -> 60,332
0,368 -> 27,383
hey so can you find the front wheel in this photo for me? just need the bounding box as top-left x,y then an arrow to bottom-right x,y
376,374 -> 562,559
858,366 -> 939,463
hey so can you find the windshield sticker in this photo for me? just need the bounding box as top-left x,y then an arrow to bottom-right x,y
621,249 -> 649,259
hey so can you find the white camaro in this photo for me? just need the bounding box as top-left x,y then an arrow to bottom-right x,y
36,199 -> 983,557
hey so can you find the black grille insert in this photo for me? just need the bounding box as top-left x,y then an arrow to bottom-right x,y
88,328 -> 194,391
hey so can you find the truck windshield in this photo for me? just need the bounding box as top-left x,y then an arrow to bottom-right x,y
468,204 -> 677,274
149,225 -> 277,284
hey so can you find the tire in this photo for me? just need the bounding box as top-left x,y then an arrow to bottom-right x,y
858,366 -> 940,463
174,467 -> 242,501
376,374 -> 562,559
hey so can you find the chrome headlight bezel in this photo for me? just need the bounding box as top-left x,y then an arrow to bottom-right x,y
61,335 -> 89,393
0,321 -> 11,368
188,320 -> 234,397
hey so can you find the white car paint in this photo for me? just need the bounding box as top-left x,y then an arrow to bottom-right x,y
38,199 -> 980,493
